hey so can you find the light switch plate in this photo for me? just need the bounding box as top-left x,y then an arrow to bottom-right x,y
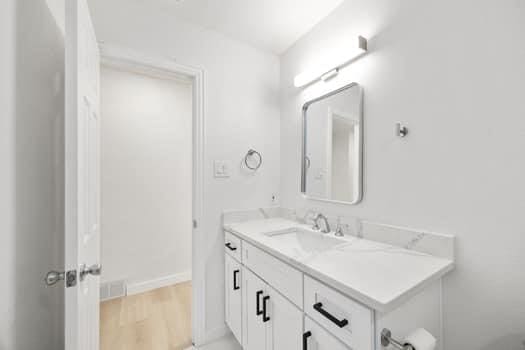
214,160 -> 231,178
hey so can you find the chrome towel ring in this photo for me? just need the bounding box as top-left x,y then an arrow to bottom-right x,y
244,149 -> 262,171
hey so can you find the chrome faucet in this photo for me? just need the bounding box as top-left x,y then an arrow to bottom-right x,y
312,213 -> 331,233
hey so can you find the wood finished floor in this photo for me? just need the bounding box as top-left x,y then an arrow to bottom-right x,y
100,282 -> 192,350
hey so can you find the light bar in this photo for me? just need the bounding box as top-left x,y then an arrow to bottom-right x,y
294,36 -> 367,88
320,68 -> 339,82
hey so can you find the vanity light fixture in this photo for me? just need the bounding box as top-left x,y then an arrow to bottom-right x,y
320,68 -> 339,82
294,36 -> 368,88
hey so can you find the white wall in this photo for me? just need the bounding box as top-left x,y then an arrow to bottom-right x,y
88,0 -> 281,337
280,0 -> 525,349
0,0 -> 65,349
100,66 -> 193,287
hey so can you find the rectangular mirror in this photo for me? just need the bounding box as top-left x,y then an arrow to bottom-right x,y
301,83 -> 363,204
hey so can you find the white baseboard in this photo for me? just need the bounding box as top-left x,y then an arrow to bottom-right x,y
189,331 -> 238,350
126,270 -> 192,296
100,279 -> 126,301
202,325 -> 230,346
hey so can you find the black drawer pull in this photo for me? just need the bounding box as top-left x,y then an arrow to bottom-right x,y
262,295 -> 270,322
256,290 -> 264,315
313,302 -> 348,328
225,242 -> 237,251
233,269 -> 240,290
303,331 -> 312,350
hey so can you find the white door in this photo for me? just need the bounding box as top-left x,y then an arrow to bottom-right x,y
304,317 -> 351,350
266,286 -> 302,350
225,254 -> 243,343
243,268 -> 268,350
65,0 -> 101,349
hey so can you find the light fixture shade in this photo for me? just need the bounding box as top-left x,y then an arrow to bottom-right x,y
294,36 -> 367,88
320,68 -> 339,82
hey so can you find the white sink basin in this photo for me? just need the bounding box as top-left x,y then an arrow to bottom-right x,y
263,228 -> 345,254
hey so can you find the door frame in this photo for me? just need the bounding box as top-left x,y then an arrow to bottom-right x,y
98,44 -> 206,346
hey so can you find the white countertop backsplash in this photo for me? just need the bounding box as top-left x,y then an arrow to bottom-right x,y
223,208 -> 455,312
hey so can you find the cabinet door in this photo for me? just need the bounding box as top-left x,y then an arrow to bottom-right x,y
266,286 -> 303,350
225,254 -> 242,343
304,317 -> 351,350
243,268 -> 268,350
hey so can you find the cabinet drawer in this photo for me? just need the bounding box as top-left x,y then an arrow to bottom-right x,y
224,230 -> 242,262
242,241 -> 303,308
304,276 -> 373,350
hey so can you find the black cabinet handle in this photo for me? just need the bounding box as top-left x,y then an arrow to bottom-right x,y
303,331 -> 312,350
233,270 -> 240,290
225,242 -> 237,251
262,295 -> 270,322
256,290 -> 264,315
313,302 -> 348,328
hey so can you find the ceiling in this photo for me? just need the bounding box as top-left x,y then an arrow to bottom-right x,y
135,0 -> 345,54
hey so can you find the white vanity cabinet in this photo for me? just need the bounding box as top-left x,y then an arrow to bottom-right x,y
242,267 -> 303,350
225,253 -> 243,344
266,285 -> 303,350
304,316 -> 352,350
242,268 -> 268,350
304,275 -> 374,349
225,230 -> 242,261
225,229 -> 444,350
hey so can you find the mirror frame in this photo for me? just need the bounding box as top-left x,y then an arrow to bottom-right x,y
301,82 -> 364,205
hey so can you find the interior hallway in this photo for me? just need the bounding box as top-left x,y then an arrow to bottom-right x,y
100,282 -> 192,350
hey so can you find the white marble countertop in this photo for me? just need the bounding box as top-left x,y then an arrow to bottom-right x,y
224,218 -> 454,313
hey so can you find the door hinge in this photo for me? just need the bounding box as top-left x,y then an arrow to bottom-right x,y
193,219 -> 198,229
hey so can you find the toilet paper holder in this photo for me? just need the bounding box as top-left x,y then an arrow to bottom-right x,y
381,328 -> 415,350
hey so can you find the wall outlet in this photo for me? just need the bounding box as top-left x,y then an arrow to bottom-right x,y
214,160 -> 231,178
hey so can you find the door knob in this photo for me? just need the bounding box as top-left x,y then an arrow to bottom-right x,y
45,270 -> 65,286
45,269 -> 77,287
79,263 -> 102,281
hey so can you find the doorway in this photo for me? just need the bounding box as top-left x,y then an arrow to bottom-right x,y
96,47 -> 205,349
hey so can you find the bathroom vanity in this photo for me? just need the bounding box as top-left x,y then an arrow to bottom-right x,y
223,212 -> 454,350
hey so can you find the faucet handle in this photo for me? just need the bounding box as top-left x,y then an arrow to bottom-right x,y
304,209 -> 321,230
312,214 -> 321,231
334,217 -> 344,236
356,218 -> 364,238
303,209 -> 316,223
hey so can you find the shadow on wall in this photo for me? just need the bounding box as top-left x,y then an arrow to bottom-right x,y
14,0 -> 65,349
480,334 -> 525,350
